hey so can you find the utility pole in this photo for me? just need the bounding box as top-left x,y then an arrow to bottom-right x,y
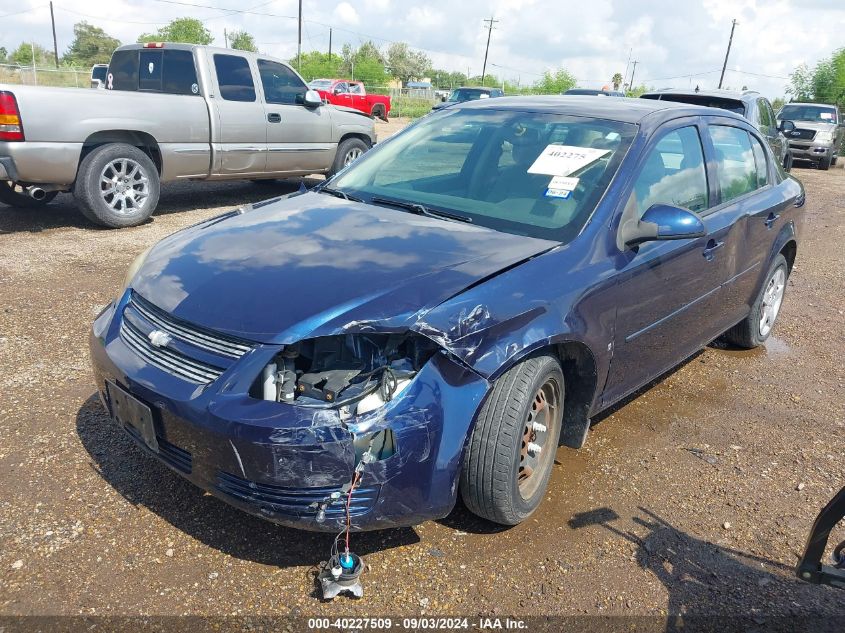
31,43 -> 37,84
49,2 -> 58,68
480,16 -> 498,86
223,28 -> 228,48
628,60 -> 638,91
297,0 -> 302,70
328,28 -> 332,58
623,47 -> 632,89
718,19 -> 737,89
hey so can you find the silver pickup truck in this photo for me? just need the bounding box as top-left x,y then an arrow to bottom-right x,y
0,43 -> 376,227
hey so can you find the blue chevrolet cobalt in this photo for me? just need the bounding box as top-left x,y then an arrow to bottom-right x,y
90,97 -> 804,530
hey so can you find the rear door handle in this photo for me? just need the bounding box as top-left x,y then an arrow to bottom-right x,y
267,113 -> 281,123
702,239 -> 724,261
764,212 -> 780,228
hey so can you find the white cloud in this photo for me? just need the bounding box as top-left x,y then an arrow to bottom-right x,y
1,0 -> 842,98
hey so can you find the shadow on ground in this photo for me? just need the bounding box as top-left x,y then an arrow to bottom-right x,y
75,393 -> 420,571
569,506 -> 843,632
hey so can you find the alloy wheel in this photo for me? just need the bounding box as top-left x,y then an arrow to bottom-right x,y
759,267 -> 786,337
344,148 -> 364,166
99,158 -> 150,214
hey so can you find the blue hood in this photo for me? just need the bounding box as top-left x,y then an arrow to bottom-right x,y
132,192 -> 557,343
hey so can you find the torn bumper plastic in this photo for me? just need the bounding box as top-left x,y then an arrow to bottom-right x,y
89,304 -> 489,531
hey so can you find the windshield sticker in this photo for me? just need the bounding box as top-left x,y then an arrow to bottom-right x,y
528,145 -> 610,177
545,188 -> 572,199
548,176 -> 579,191
820,112 -> 833,120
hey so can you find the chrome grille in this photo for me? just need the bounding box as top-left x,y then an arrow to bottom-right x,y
120,319 -> 224,383
130,293 -> 252,359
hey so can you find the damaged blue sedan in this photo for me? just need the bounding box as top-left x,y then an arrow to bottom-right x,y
90,96 -> 804,530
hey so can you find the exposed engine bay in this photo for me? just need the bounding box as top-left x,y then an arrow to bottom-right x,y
253,333 -> 439,416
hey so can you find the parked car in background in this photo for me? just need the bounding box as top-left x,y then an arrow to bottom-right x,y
90,64 -> 108,89
90,96 -> 803,532
640,88 -> 794,171
432,86 -> 504,111
776,102 -> 843,170
563,88 -> 624,97
0,44 -> 375,227
307,79 -> 391,120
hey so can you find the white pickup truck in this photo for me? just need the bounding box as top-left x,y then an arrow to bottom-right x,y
0,43 -> 376,227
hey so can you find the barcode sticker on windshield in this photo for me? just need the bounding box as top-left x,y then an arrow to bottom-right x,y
528,145 -> 609,177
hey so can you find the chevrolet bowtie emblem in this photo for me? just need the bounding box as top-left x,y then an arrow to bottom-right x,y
148,329 -> 173,348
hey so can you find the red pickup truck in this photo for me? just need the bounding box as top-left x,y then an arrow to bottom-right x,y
308,79 -> 391,121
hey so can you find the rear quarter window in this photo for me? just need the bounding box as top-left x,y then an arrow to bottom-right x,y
214,54 -> 256,102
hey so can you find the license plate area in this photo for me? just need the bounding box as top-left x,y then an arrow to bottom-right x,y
106,380 -> 159,452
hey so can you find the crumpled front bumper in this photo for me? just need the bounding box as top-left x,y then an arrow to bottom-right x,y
89,302 -> 489,531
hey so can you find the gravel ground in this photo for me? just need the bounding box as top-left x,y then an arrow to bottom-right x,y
0,143 -> 843,625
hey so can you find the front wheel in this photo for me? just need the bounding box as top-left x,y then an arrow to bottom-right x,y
328,138 -> 369,177
460,354 -> 564,525
0,182 -> 58,208
783,152 -> 792,172
73,143 -> 160,228
722,254 -> 788,349
818,156 -> 831,171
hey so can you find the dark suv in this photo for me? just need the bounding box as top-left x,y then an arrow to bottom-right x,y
640,88 -> 794,171
432,86 -> 504,111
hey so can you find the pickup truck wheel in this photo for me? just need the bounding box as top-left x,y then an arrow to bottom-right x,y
460,354 -> 564,526
371,104 -> 387,121
721,254 -> 788,349
329,138 -> 369,176
74,144 -> 160,228
818,156 -> 831,171
0,182 -> 58,208
783,153 -> 792,172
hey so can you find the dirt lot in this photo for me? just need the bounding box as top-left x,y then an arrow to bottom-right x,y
0,138 -> 843,627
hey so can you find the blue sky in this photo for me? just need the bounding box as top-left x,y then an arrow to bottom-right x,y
1,0 -> 842,98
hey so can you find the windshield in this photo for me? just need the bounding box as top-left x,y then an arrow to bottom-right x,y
308,79 -> 333,90
330,108 -> 636,242
779,104 -> 837,123
641,93 -> 746,116
449,89 -> 490,102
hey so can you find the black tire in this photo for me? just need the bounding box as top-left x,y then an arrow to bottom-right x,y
0,181 -> 58,208
722,254 -> 789,349
328,138 -> 369,177
73,143 -> 160,228
371,104 -> 386,121
818,156 -> 830,171
460,354 -> 564,525
783,153 -> 792,172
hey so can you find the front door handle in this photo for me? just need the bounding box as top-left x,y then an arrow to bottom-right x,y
764,212 -> 780,228
267,113 -> 281,123
702,239 -> 724,261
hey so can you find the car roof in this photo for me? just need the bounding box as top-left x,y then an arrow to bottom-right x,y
783,102 -> 837,108
455,86 -> 497,91
642,87 -> 759,102
454,95 -> 744,125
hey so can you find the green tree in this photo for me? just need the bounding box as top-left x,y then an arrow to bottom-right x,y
612,72 -> 623,91
139,18 -> 213,45
0,47 -> 7,63
63,21 -> 121,67
228,30 -> 257,53
338,41 -> 389,85
787,63 -> 815,101
534,68 -> 576,94
771,97 -> 785,113
9,42 -> 55,66
297,52 -> 343,81
626,84 -> 652,98
386,42 -> 431,85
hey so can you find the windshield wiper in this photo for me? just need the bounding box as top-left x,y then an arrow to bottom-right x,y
370,196 -> 473,223
317,186 -> 364,203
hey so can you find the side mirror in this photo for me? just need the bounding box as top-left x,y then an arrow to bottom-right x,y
303,89 -> 323,108
779,120 -> 795,133
620,204 -> 706,248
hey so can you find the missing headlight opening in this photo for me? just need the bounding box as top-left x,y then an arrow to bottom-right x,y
253,333 -> 438,416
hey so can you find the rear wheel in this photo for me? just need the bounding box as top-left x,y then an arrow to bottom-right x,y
74,143 -> 160,228
460,354 -> 564,525
328,138 -> 369,177
0,182 -> 58,208
371,104 -> 386,121
722,254 -> 788,349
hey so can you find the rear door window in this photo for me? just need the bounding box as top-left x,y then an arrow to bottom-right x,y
214,54 -> 256,102
708,125 -> 757,202
257,59 -> 307,105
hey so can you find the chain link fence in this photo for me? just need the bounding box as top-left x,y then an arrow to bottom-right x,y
0,63 -> 90,88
